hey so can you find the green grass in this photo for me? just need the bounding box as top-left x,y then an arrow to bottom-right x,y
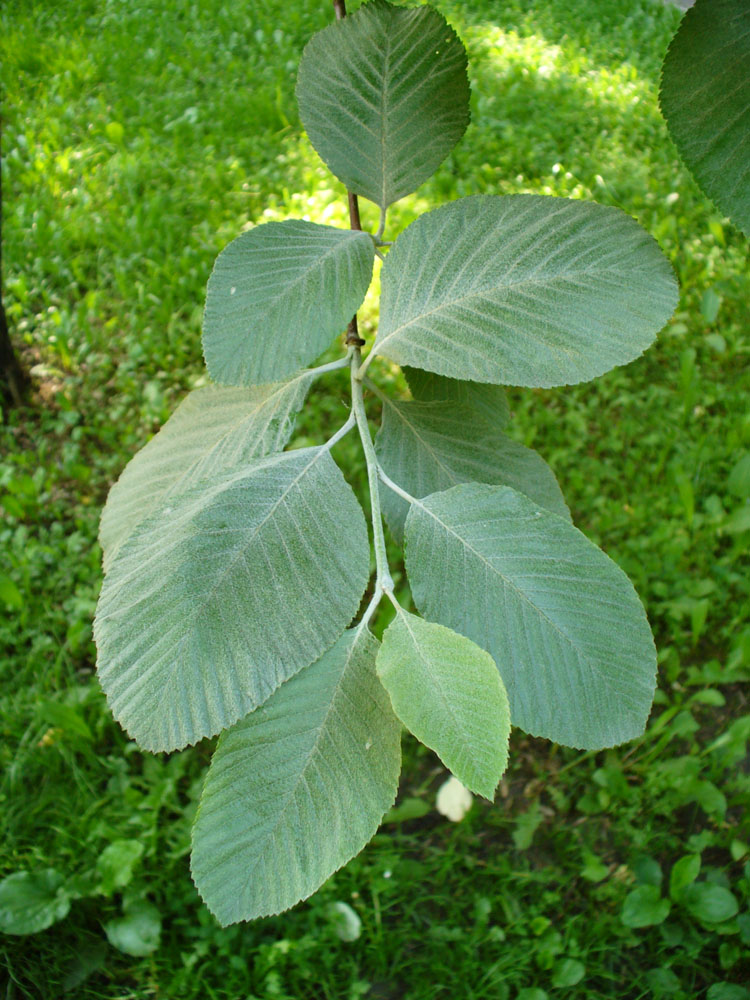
2,0 -> 750,996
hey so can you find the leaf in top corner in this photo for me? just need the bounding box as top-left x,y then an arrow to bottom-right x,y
660,0 -> 750,239
202,220 -> 374,386
376,195 -> 678,387
296,0 -> 470,210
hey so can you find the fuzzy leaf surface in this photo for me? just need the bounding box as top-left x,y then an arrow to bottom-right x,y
660,0 -> 750,238
377,609 -> 509,799
376,195 -> 678,387
405,484 -> 656,748
296,0 -> 469,210
191,630 -> 402,924
202,220 -> 374,385
99,374 -> 313,570
405,367 -> 510,428
375,397 -> 569,543
95,447 -> 369,752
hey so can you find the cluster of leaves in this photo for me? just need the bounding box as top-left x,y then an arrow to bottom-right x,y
1,0 -> 750,994
88,0 -> 683,926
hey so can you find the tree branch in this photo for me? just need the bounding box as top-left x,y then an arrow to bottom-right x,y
333,0 -> 366,348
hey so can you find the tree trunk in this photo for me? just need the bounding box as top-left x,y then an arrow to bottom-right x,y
0,121 -> 30,412
0,298 -> 28,410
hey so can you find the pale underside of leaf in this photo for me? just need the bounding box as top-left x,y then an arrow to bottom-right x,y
99,374 -> 314,571
404,366 -> 510,428
202,219 -> 374,386
376,195 -> 678,387
95,447 -> 370,752
405,483 -> 656,749
296,0 -> 470,209
375,396 -> 569,543
659,0 -> 750,238
191,630 -> 402,924
377,608 -> 509,799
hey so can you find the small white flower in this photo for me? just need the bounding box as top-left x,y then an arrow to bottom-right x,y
436,776 -> 473,822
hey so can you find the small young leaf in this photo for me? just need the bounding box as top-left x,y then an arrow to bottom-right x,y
551,959 -> 586,988
669,854 -> 701,899
375,396 -> 569,543
296,0 -> 470,210
377,608 -> 510,799
104,900 -> 161,957
203,220 -> 374,386
404,367 -> 511,428
95,447 -> 370,752
405,484 -> 657,749
376,195 -> 678,387
621,885 -> 671,928
191,630 -> 402,925
683,883 -> 739,923
0,870 -> 71,936
99,374 -> 314,570
659,0 -> 750,239
96,840 -> 144,896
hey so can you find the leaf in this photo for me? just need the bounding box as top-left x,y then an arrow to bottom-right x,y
383,797 -> 431,824
404,484 -> 656,749
404,367 -> 510,428
375,395 -> 569,543
104,900 -> 161,957
707,985 -> 750,1000
376,608 -> 509,798
621,885 -> 671,928
296,0 -> 469,210
96,841 -> 144,896
0,575 -> 23,609
95,447 -> 370,752
190,629 -> 402,924
551,959 -> 586,988
659,0 -> 750,239
99,373 -> 314,570
669,854 -> 701,899
683,883 -> 739,923
0,870 -> 71,935
202,220 -> 373,386
375,195 -> 678,387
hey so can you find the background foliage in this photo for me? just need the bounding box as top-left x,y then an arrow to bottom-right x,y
1,0 -> 749,996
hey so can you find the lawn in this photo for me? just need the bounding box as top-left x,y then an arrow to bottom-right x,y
1,0 -> 749,997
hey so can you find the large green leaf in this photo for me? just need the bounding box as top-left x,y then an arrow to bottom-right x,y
191,629 -> 402,924
95,447 -> 370,752
375,195 -> 678,387
375,396 -> 569,543
202,220 -> 374,386
405,367 -> 510,428
376,608 -> 509,799
296,0 -> 469,210
405,484 -> 656,749
0,870 -> 71,936
99,373 -> 313,571
660,0 -> 750,239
